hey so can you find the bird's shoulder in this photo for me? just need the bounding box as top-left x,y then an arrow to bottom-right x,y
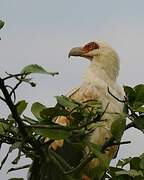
67,83 -> 99,102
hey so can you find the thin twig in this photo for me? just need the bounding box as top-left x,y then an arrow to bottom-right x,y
0,77 -> 41,149
0,150 -> 9,169
6,85 -> 16,102
102,137 -> 115,151
110,141 -> 131,146
100,102 -> 110,119
102,138 -> 131,152
0,95 -> 6,102
107,87 -> 125,103
26,124 -> 77,131
3,72 -> 29,81
7,164 -> 30,173
10,80 -> 22,98
108,87 -> 138,119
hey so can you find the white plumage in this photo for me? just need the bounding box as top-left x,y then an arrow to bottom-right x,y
54,41 -> 125,179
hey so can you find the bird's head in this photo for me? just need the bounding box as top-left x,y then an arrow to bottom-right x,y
68,41 -> 120,81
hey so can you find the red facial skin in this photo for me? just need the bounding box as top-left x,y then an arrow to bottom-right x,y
82,42 -> 99,53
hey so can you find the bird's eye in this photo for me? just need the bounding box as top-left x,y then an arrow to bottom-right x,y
82,42 -> 99,53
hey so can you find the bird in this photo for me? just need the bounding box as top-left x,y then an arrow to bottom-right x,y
49,41 -> 125,180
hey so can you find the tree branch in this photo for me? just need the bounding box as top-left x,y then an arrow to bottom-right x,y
0,95 -> 6,102
0,77 -> 40,149
109,141 -> 131,146
10,80 -> 22,97
7,164 -> 30,173
3,72 -> 29,81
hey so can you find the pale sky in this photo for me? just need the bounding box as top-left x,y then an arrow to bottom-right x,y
0,1 -> 144,179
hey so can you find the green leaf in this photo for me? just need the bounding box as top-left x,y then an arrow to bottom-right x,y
133,102 -> 144,110
134,84 -> 144,100
21,64 -> 59,76
0,122 -> 4,134
108,166 -> 124,178
56,95 -> 79,109
40,107 -> 69,120
124,84 -> 144,110
31,102 -> 46,121
111,114 -> 126,141
71,112 -> 84,121
0,120 -> 8,135
0,20 -> 4,29
34,128 -> 71,139
134,115 -> 144,130
130,157 -> 141,170
87,142 -> 101,156
133,84 -> 144,110
140,157 -> 144,169
116,157 -> 132,168
16,100 -> 28,115
85,100 -> 102,113
123,86 -> 136,106
116,169 -> 143,178
136,106 -> 144,113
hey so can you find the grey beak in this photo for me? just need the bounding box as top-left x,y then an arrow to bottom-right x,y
68,47 -> 84,58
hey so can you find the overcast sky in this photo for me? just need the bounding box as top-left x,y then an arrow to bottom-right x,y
0,1 -> 144,179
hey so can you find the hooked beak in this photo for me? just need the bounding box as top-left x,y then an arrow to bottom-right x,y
68,47 -> 84,58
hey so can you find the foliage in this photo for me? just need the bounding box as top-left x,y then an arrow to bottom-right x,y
0,65 -> 105,179
105,84 -> 144,180
0,20 -> 144,180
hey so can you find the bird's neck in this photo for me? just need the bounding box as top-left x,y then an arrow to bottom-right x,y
84,58 -> 119,86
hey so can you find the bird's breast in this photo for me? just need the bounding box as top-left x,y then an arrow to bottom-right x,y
76,81 -> 124,114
